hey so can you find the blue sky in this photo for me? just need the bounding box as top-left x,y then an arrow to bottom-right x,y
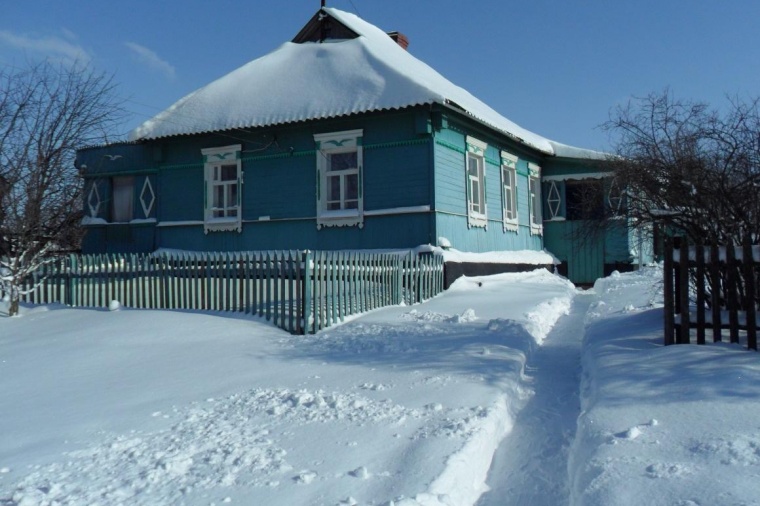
2,0 -> 758,151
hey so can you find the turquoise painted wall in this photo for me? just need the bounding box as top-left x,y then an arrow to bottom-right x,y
155,212 -> 431,251
431,113 -> 543,252
81,109 -> 436,253
79,106 -> 642,272
541,156 -> 651,284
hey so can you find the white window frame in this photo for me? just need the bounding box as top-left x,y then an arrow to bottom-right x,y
500,151 -> 518,232
546,180 -> 563,221
466,136 -> 487,228
314,129 -> 363,229
528,162 -> 543,235
202,144 -> 242,234
111,176 -> 134,223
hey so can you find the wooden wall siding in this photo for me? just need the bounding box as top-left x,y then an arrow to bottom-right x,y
154,213 -> 432,252
432,123 -> 540,252
7,251 -> 445,335
77,143 -> 157,176
604,222 -> 634,263
158,168 -> 202,221
81,109 -> 439,256
82,223 -> 157,254
247,155 -> 315,219
543,220 -> 604,284
435,213 -> 540,252
363,143 -> 430,210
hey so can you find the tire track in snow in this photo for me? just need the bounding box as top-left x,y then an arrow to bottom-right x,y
476,292 -> 594,506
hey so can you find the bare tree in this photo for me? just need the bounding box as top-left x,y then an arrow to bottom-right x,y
603,90 -> 760,246
0,61 -> 124,316
602,91 -> 760,308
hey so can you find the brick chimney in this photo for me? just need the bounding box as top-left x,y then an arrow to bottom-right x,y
387,31 -> 409,50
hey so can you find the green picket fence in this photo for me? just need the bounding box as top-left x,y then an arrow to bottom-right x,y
11,250 -> 444,334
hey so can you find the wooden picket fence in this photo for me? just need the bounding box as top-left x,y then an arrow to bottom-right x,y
663,236 -> 759,349
7,250 -> 445,334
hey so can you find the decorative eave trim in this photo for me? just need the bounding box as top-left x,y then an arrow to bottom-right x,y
202,144 -> 242,163
465,135 -> 487,156
500,151 -> 518,168
542,172 -> 612,181
314,129 -> 364,150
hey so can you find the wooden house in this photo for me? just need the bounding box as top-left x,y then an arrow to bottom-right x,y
77,7 -> 650,284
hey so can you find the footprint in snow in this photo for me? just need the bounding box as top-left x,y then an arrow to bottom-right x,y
349,466 -> 369,479
613,419 -> 659,441
293,470 -> 317,484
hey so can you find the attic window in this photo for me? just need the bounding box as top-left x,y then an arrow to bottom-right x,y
292,12 -> 359,43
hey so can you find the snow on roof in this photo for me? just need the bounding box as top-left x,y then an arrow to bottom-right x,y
129,8 -> 599,159
547,140 -> 609,160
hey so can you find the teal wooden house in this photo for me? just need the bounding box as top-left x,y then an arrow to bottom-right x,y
77,7 -> 649,285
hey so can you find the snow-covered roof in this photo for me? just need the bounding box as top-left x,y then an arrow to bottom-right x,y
129,8 -> 602,159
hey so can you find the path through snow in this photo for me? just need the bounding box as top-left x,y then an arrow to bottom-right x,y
476,292 -> 593,506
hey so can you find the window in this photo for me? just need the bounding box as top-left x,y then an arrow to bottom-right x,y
314,129 -> 363,229
466,136 -> 487,228
500,151 -> 518,232
606,177 -> 625,216
202,144 -> 242,233
566,179 -> 604,220
546,181 -> 562,220
528,163 -> 542,235
111,176 -> 134,223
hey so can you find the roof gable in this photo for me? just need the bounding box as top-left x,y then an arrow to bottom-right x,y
292,10 -> 359,43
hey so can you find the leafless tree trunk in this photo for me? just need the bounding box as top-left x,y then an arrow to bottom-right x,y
0,62 -> 124,316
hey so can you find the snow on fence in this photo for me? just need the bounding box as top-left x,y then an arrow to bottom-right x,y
6,250 -> 444,334
663,236 -> 759,349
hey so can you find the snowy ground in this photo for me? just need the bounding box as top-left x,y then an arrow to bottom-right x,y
2,267 -> 760,505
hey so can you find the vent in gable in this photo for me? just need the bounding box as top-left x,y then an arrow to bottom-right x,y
293,10 -> 359,43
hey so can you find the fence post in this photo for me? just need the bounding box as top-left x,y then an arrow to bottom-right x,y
68,254 -> 77,307
395,254 -> 403,305
743,237 -> 757,350
726,244 -> 740,344
678,236 -> 690,345
710,243 -> 722,342
302,251 -> 311,334
663,237 -> 675,346
695,239 -> 706,345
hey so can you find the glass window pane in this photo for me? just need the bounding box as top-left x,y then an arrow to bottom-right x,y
220,164 -> 237,181
227,183 -> 237,208
328,175 -> 341,202
468,155 -> 479,176
345,174 -> 358,200
214,185 -> 224,207
112,176 -> 134,222
471,179 -> 481,212
329,151 -> 357,172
